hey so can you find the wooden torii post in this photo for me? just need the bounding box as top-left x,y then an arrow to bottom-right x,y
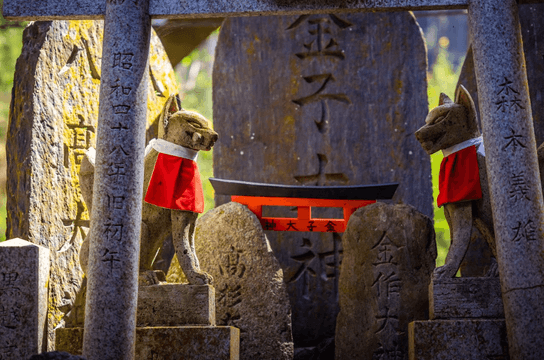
4,0 -> 544,359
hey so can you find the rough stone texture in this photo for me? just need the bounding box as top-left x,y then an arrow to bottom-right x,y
335,203 -> 436,360
6,20 -> 178,350
56,326 -> 240,360
168,202 -> 294,360
212,13 -> 430,355
0,238 -> 49,359
457,3 -> 544,279
408,320 -> 509,360
458,4 -> 544,147
137,284 -> 215,326
430,277 -> 504,320
29,352 -> 87,360
468,1 -> 544,359
3,0 -> 473,22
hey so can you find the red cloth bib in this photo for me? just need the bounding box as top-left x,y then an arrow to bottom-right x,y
144,153 -> 204,213
437,145 -> 482,208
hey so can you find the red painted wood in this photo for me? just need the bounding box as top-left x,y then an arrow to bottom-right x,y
231,195 -> 376,232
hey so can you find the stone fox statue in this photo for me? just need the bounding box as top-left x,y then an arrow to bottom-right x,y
79,95 -> 218,285
415,85 -> 497,280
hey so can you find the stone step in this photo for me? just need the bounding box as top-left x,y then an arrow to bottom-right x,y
56,326 -> 239,360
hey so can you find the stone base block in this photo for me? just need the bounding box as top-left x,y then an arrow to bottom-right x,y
430,277 -> 504,319
56,326 -> 239,359
137,284 -> 215,326
408,319 -> 509,360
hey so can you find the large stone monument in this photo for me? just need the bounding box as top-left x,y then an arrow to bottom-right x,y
335,203 -> 436,359
0,239 -> 50,359
168,202 -> 294,360
212,12 -> 431,356
6,20 -> 178,349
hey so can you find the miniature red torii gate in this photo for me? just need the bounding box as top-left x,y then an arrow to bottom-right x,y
210,178 -> 398,233
4,1 -> 544,359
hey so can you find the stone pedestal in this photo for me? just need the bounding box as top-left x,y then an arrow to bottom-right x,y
0,238 -> 49,359
137,284 -> 215,326
430,277 -> 504,319
57,327 -> 239,360
409,320 -> 508,360
409,277 -> 508,359
57,284 -> 239,359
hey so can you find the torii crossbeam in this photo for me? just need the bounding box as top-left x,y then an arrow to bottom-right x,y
3,0 -> 544,359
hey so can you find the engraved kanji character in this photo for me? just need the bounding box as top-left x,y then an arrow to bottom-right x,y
287,14 -> 352,60
113,104 -> 131,114
509,171 -> 530,202
101,249 -> 120,272
512,219 -> 537,242
113,52 -> 134,70
372,232 -> 400,265
107,162 -> 126,181
219,246 -> 246,278
497,77 -> 519,96
110,78 -> 132,96
307,220 -> 316,232
503,128 -> 526,151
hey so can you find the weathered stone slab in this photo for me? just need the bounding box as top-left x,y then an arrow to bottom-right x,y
6,20 -> 178,349
430,277 -> 504,320
408,319 -> 509,360
212,12 -> 431,354
0,238 -> 49,359
137,284 -> 215,326
56,326 -> 240,359
335,203 -> 436,360
168,202 -> 294,360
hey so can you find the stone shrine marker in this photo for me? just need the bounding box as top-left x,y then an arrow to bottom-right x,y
5,0 -> 544,360
169,202 -> 294,360
213,11 -> 431,354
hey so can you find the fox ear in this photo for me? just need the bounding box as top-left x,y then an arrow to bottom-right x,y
456,84 -> 479,132
439,93 -> 453,106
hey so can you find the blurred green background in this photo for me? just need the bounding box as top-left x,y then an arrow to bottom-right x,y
0,10 -> 465,267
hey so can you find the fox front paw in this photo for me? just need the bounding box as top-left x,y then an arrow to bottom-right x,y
432,264 -> 458,280
185,269 -> 213,285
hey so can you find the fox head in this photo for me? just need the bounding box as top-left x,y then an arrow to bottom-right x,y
415,85 -> 480,155
158,94 -> 218,151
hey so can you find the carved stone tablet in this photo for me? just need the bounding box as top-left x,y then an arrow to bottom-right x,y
168,202 -> 294,360
335,203 -> 436,360
212,12 -> 431,353
6,20 -> 178,349
0,238 -> 49,359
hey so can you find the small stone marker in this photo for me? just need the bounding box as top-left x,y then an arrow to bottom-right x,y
212,12 -> 431,354
169,201 -> 294,360
335,203 -> 436,360
0,238 -> 49,359
7,20 -> 177,349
